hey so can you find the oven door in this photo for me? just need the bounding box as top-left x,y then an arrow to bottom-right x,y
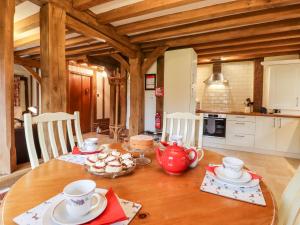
203,117 -> 226,138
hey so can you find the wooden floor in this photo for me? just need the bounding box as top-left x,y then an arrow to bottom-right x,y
1,133 -> 300,224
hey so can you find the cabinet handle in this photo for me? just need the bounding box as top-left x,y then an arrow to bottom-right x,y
273,118 -> 275,128
236,116 -> 245,119
279,118 -> 282,128
235,122 -> 245,125
235,135 -> 245,138
297,97 -> 299,107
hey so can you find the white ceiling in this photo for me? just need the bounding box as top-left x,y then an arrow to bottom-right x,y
14,1 -> 39,23
90,0 -> 143,14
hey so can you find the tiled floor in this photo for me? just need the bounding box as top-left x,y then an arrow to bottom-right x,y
1,133 -> 300,224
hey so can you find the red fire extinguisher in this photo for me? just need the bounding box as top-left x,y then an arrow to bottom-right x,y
155,113 -> 161,130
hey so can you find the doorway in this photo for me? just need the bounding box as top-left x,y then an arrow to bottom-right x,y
68,73 -> 93,133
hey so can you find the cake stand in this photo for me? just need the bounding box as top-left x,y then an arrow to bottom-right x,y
122,141 -> 154,166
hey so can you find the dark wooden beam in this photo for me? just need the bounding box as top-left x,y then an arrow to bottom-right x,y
40,3 -> 67,113
130,5 -> 300,43
117,0 -> 300,35
96,0 -> 201,24
119,65 -> 127,127
253,58 -> 264,112
0,0 -> 16,174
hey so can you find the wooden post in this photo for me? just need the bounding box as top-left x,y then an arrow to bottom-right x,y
0,0 -> 16,174
120,65 -> 127,127
40,3 -> 67,113
109,73 -> 116,138
156,56 -> 164,130
129,55 -> 144,136
253,58 -> 264,112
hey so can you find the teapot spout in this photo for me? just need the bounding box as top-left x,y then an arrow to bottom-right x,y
155,147 -> 163,166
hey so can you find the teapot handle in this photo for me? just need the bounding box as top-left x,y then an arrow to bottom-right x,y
186,148 -> 198,164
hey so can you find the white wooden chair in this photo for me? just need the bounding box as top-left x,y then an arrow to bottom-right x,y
161,112 -> 204,148
278,165 -> 300,225
24,111 -> 84,169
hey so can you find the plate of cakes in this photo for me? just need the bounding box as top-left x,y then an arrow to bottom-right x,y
85,150 -> 136,178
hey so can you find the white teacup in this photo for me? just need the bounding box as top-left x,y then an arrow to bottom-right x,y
82,138 -> 98,151
63,180 -> 101,217
222,157 -> 244,179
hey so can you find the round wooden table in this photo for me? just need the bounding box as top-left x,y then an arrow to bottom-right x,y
2,144 -> 277,225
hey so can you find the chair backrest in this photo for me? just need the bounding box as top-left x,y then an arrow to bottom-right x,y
24,111 -> 83,169
278,165 -> 300,225
161,112 -> 203,147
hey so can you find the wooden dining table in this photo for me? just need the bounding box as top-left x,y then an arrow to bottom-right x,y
2,143 -> 277,225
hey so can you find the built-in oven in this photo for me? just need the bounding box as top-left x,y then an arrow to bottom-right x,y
203,113 -> 226,138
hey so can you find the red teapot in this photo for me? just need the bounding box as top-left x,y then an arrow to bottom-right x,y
155,142 -> 198,175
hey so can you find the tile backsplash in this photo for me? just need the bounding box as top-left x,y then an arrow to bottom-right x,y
197,61 -> 254,112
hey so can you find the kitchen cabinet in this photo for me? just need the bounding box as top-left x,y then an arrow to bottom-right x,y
276,118 -> 300,153
264,61 -> 300,110
255,117 -> 300,154
255,117 -> 276,151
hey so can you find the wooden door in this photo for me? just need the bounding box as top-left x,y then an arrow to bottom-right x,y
69,73 -> 92,133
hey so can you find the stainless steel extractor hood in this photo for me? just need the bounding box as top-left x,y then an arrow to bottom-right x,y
204,61 -> 228,85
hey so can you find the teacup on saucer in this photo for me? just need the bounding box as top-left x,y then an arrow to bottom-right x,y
222,157 -> 244,179
63,180 -> 102,218
82,138 -> 98,152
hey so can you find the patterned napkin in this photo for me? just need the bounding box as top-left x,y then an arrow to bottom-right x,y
13,188 -> 142,225
200,166 -> 266,206
57,153 -> 88,165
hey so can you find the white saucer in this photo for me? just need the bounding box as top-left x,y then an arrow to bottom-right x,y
209,173 -> 260,188
215,166 -> 252,184
43,190 -> 107,225
80,145 -> 101,153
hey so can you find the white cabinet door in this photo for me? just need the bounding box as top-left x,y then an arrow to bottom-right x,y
268,64 -> 300,110
255,117 -> 276,150
276,118 -> 300,153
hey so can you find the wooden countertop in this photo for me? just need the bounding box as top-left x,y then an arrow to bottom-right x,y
196,110 -> 300,119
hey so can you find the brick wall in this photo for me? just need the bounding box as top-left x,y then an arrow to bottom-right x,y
197,61 -> 254,112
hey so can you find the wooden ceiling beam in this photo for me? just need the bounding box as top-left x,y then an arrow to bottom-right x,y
192,30 -> 300,51
66,42 -> 111,55
117,0 -> 300,35
66,15 -> 136,57
15,36 -> 94,56
110,53 -> 129,71
197,38 -> 300,56
14,13 -> 39,34
197,45 -> 300,60
29,0 -> 139,56
96,0 -> 201,24
23,66 -> 41,83
141,19 -> 300,49
198,51 -> 300,64
73,0 -> 114,11
14,56 -> 40,68
131,5 -> 300,43
142,46 -> 168,75
14,33 -> 40,48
